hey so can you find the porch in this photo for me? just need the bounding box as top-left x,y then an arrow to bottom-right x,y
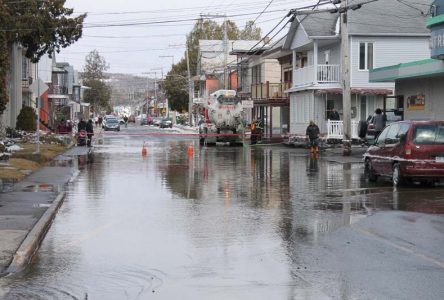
250,82 -> 291,141
251,82 -> 291,100
293,64 -> 341,87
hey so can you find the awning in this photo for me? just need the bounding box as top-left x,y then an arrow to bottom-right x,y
315,88 -> 393,95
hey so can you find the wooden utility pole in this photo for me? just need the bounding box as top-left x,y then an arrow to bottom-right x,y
186,47 -> 193,125
224,17 -> 229,89
341,0 -> 352,155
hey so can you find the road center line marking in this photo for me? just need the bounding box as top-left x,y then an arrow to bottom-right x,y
355,226 -> 444,269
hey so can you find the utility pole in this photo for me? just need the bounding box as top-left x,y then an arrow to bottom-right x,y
224,17 -> 229,89
341,0 -> 352,156
186,47 -> 193,125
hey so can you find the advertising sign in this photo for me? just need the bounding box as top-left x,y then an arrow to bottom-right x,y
430,24 -> 444,59
407,94 -> 425,110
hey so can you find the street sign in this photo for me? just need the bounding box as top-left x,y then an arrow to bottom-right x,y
242,100 -> 254,108
29,79 -> 49,97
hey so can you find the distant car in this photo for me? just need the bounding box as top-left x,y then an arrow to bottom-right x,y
141,115 -> 153,125
128,115 -> 136,123
103,118 -> 120,131
102,115 -> 117,128
152,117 -> 162,126
118,116 -> 125,125
364,120 -> 444,186
159,118 -> 173,128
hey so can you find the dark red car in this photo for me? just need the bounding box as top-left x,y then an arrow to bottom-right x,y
364,120 -> 444,186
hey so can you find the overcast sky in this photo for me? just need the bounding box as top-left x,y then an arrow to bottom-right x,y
59,0 -> 316,77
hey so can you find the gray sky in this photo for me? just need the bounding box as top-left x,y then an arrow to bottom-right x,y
59,0 -> 315,76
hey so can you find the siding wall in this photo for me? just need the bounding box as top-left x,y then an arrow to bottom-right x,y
291,25 -> 311,49
350,36 -> 429,88
290,91 -> 314,135
397,76 -> 444,120
264,59 -> 281,82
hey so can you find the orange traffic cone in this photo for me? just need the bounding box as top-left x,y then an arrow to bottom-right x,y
142,142 -> 147,157
187,144 -> 194,157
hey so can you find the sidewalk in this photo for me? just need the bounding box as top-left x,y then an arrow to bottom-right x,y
0,146 -> 90,276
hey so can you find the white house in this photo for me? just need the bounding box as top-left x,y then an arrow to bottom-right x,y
283,0 -> 432,138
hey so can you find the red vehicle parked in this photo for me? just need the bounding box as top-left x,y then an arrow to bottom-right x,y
364,120 -> 444,186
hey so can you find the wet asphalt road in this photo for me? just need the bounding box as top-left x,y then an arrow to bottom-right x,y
1,124 -> 444,299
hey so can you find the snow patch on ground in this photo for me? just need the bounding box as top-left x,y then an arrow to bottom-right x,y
7,145 -> 23,152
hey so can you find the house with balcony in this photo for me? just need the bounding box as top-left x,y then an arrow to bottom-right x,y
283,0 -> 432,138
231,40 -> 291,139
45,59 -> 84,128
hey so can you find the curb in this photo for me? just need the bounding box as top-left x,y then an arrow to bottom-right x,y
6,191 -> 66,274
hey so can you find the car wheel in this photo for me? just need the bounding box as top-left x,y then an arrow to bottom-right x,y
392,163 -> 404,186
365,158 -> 378,182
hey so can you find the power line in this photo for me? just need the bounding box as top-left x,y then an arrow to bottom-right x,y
251,0 -> 276,25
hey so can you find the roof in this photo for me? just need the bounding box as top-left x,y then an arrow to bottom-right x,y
369,59 -> 444,82
284,0 -> 432,48
348,0 -> 432,35
262,39 -> 292,58
284,12 -> 338,49
300,12 -> 338,37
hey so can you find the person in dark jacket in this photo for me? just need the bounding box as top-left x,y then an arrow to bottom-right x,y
329,108 -> 340,120
78,118 -> 87,131
306,120 -> 320,153
372,108 -> 386,138
86,119 -> 94,147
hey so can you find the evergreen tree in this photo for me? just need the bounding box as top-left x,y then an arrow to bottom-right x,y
82,50 -> 112,113
0,0 -> 86,115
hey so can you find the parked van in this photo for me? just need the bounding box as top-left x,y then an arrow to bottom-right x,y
364,120 -> 444,186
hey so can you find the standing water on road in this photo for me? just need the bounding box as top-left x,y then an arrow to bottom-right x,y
1,131 -> 444,299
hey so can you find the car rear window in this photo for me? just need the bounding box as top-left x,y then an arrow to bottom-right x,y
413,124 -> 444,144
107,119 -> 118,123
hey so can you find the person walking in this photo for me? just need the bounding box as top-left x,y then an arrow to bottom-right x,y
123,115 -> 128,128
306,120 -> 320,154
373,108 -> 386,138
86,119 -> 94,147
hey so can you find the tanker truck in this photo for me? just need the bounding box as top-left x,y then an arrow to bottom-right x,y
198,90 -> 247,145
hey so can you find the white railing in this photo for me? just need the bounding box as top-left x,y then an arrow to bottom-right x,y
293,65 -> 314,87
293,64 -> 341,87
326,120 -> 359,139
317,64 -> 341,83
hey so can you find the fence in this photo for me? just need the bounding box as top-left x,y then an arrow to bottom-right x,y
326,120 -> 359,139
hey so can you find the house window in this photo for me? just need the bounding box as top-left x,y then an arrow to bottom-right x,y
359,42 -> 374,70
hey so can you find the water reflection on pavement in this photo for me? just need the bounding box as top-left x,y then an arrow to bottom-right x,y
1,131 -> 443,299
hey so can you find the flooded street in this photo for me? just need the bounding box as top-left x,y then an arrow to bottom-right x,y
1,125 -> 444,299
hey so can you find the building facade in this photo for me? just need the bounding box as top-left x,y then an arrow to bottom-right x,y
283,0 -> 432,137
370,0 -> 444,120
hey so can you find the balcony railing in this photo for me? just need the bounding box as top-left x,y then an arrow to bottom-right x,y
251,82 -> 291,99
326,120 -> 359,139
293,64 -> 341,87
49,85 -> 68,95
